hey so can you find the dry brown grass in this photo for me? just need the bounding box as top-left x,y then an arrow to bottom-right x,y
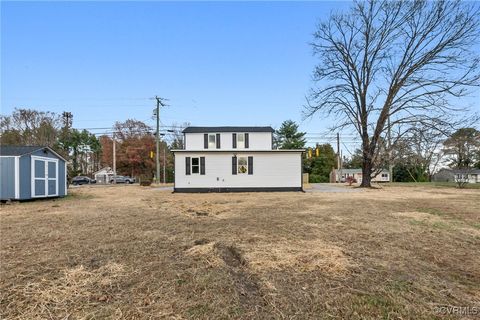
1,184 -> 479,319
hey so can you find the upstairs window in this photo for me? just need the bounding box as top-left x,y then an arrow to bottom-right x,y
232,133 -> 249,149
204,133 -> 220,149
238,133 -> 245,148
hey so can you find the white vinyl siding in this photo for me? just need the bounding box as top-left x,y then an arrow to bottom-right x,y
175,152 -> 301,188
185,132 -> 272,150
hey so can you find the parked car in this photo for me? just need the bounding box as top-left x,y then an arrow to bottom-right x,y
72,176 -> 96,185
110,175 -> 136,184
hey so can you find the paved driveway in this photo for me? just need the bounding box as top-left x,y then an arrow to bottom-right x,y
306,183 -> 362,193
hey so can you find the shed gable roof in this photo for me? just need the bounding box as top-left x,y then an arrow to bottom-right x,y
183,126 -> 274,133
0,145 -> 66,161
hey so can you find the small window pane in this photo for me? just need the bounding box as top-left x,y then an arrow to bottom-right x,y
208,134 -> 216,148
35,180 -> 45,196
191,157 -> 200,174
237,133 -> 245,148
48,180 -> 56,195
34,160 -> 45,178
48,162 -> 56,178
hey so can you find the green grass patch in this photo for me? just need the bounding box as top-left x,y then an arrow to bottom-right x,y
409,219 -> 427,227
417,207 -> 447,216
431,221 -> 451,230
387,279 -> 413,293
386,182 -> 480,189
59,192 -> 95,201
187,304 -> 214,317
352,294 -> 399,320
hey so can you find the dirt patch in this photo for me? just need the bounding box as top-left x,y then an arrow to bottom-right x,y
214,243 -> 247,268
246,239 -> 354,276
4,262 -> 127,319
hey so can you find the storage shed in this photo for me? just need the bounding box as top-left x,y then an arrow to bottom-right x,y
0,146 -> 67,201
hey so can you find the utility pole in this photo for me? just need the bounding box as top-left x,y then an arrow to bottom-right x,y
154,96 -> 167,184
337,132 -> 341,183
112,133 -> 116,184
387,114 -> 393,183
163,147 -> 166,184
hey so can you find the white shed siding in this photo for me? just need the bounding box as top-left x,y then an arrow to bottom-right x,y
175,152 -> 301,188
185,132 -> 272,150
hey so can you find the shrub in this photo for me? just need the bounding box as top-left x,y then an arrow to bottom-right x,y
309,174 -> 329,183
140,180 -> 152,186
345,176 -> 357,186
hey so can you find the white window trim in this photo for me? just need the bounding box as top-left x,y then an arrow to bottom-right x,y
65,161 -> 68,196
31,156 -> 59,198
191,157 -> 200,175
14,156 -> 20,199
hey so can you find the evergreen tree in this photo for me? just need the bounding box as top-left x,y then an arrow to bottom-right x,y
275,120 -> 306,149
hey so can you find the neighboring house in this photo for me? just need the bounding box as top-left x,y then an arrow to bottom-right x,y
94,167 -> 115,184
330,168 -> 390,183
432,168 -> 454,182
0,146 -> 67,201
433,168 -> 480,183
172,126 -> 304,192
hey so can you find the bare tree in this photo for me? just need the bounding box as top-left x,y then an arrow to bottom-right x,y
393,126 -> 445,181
167,122 -> 190,150
305,0 -> 480,187
0,108 -> 61,147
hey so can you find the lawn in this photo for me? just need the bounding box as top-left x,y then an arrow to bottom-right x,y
1,184 -> 479,319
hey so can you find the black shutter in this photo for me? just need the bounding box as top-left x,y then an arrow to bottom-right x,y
216,133 -> 221,149
248,156 -> 253,175
245,133 -> 249,148
232,156 -> 237,175
232,133 -> 237,149
186,157 -> 191,175
204,134 -> 208,149
200,157 -> 205,175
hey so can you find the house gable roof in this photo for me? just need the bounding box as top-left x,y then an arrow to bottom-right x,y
183,126 -> 274,133
0,145 -> 67,161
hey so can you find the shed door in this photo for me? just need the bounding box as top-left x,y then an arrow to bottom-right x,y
32,157 -> 58,197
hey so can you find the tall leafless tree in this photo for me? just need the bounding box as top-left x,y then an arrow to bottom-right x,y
305,0 -> 480,187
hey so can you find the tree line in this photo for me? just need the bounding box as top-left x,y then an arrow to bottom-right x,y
275,120 -> 480,183
0,108 -> 184,182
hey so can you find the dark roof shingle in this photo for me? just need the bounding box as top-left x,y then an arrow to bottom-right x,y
0,145 -> 45,156
182,126 -> 274,133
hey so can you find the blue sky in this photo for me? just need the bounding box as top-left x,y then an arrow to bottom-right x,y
1,1 -> 478,151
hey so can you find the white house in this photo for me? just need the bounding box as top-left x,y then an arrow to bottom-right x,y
330,168 -> 390,183
433,168 -> 480,184
172,126 -> 304,192
93,167 -> 115,184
